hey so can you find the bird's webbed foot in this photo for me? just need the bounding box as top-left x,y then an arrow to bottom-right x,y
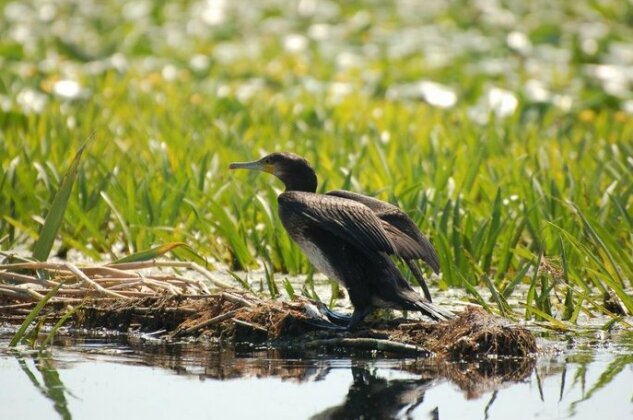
300,302 -> 347,331
316,302 -> 353,326
307,303 -> 373,331
302,317 -> 348,331
346,306 -> 373,331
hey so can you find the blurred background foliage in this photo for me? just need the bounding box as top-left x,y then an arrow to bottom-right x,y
0,0 -> 632,321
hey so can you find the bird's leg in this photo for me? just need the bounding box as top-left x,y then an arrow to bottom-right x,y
346,306 -> 373,330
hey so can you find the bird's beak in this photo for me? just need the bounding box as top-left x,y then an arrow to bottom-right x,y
228,158 -> 274,174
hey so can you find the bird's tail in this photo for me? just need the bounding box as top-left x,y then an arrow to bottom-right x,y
406,260 -> 433,302
414,300 -> 455,321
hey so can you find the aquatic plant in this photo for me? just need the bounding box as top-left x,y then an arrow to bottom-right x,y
0,0 -> 631,329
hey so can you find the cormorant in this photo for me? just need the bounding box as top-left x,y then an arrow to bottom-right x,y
229,152 -> 452,329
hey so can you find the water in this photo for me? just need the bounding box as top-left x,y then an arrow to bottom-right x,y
1,330 -> 632,420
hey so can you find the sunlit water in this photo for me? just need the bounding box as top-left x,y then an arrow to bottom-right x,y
1,330 -> 632,420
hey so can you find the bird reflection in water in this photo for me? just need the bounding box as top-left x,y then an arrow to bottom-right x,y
311,365 -> 437,419
136,344 -> 535,418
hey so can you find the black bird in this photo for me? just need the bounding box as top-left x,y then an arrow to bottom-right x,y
229,152 -> 452,329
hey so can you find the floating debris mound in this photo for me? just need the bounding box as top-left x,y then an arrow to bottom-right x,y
0,261 -> 537,359
76,293 -> 536,360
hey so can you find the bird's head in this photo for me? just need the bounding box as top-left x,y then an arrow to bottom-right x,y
229,152 -> 318,192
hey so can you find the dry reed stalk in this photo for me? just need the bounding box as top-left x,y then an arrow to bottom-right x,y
62,263 -> 130,299
233,318 -> 268,332
222,292 -> 257,308
0,285 -> 44,300
0,302 -> 36,310
0,260 -> 216,305
107,261 -> 230,290
174,309 -> 240,337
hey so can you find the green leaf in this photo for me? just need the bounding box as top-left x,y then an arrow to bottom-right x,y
264,262 -> 279,298
482,274 -> 511,316
32,135 -> 93,261
525,252 -> 542,321
113,242 -> 187,263
502,260 -> 531,299
282,278 -> 296,299
10,281 -> 64,347
227,270 -> 252,291
42,302 -> 83,347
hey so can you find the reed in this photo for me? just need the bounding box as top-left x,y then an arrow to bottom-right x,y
1,0 -> 631,329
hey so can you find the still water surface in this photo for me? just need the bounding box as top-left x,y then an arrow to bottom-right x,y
1,330 -> 632,420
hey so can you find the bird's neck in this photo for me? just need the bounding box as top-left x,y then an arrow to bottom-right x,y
284,177 -> 317,193
281,168 -> 318,193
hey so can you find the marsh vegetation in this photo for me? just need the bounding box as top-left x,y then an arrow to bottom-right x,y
0,0 -> 632,417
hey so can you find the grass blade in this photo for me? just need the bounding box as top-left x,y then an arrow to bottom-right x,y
482,274 -> 511,316
525,252 -> 542,321
501,261 -> 531,299
264,261 -> 279,298
42,303 -> 83,347
10,281 -> 64,347
282,278 -> 296,299
227,270 -> 252,291
32,136 -> 92,261
113,242 -> 188,263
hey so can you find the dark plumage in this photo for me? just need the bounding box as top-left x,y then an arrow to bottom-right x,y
326,190 -> 439,302
229,152 -> 452,329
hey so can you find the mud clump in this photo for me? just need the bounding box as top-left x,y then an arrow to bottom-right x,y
390,306 -> 537,360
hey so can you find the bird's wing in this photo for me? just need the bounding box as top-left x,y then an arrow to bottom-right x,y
380,212 -> 440,272
379,221 -> 429,260
279,192 -> 395,256
327,190 -> 440,273
327,190 -> 395,213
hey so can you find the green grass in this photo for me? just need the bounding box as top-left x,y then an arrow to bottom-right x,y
0,0 -> 632,327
